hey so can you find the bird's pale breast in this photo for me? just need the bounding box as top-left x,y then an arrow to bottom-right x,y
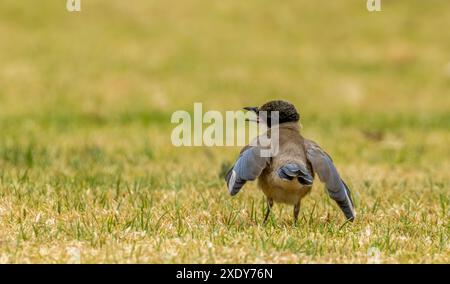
257,126 -> 313,205
258,172 -> 312,205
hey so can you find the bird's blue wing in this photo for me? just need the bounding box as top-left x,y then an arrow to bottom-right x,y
305,139 -> 356,221
225,146 -> 270,196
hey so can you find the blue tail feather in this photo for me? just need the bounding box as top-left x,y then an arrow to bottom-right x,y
277,163 -> 313,185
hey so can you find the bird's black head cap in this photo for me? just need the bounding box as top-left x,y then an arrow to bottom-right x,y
245,100 -> 300,127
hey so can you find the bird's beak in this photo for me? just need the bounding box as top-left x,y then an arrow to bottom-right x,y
243,106 -> 259,122
243,106 -> 258,113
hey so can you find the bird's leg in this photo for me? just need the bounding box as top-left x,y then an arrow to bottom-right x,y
293,202 -> 301,225
263,198 -> 273,224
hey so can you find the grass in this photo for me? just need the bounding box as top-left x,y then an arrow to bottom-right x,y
0,0 -> 449,263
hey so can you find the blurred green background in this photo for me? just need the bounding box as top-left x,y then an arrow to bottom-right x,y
1,0 -> 449,169
1,1 -> 449,114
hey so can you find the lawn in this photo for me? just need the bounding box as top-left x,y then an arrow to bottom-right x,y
0,0 -> 448,263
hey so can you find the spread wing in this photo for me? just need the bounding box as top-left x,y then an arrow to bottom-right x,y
305,139 -> 356,221
224,145 -> 270,196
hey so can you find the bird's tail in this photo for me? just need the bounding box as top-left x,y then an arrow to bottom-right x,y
277,163 -> 313,185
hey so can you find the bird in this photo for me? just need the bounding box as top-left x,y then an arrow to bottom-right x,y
225,100 -> 355,224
